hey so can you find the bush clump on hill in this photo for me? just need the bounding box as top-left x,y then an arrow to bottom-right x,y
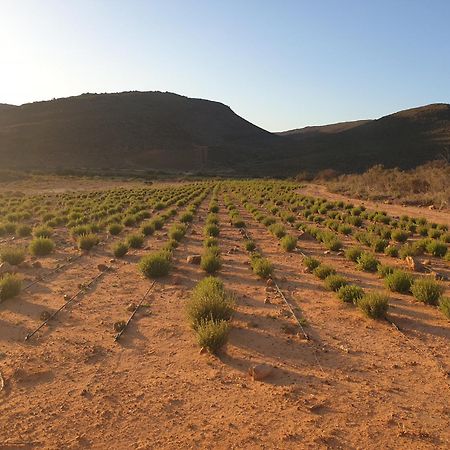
29,237 -> 55,256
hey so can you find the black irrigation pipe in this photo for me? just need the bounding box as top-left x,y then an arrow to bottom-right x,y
114,281 -> 156,342
24,266 -> 110,341
23,253 -> 84,291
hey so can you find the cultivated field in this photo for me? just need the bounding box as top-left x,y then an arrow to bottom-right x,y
1,179 -> 449,449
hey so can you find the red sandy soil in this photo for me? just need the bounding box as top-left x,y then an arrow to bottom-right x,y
1,193 -> 449,449
300,183 -> 450,226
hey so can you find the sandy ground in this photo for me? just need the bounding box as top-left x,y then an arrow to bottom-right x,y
300,184 -> 450,226
1,190 -> 450,449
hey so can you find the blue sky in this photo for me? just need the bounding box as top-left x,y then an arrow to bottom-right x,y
1,0 -> 449,130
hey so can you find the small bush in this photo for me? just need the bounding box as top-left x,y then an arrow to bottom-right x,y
324,237 -> 342,251
324,274 -> 348,291
108,223 -> 123,235
187,277 -> 234,328
204,237 -> 218,248
338,224 -> 352,235
33,226 -> 52,238
426,240 -> 447,257
0,246 -> 26,266
372,238 -> 388,253
251,255 -> 273,279
411,278 -> 444,305
280,235 -> 297,252
201,249 -> 222,274
313,264 -> 336,280
384,270 -> 413,294
439,296 -> 450,319
195,319 -> 229,354
113,242 -> 128,258
345,247 -> 363,262
151,217 -> 164,230
392,230 -> 409,243
269,223 -> 286,239
180,212 -> 194,223
0,274 -> 21,302
205,224 -> 220,237
337,284 -> 364,303
304,256 -> 320,270
29,237 -> 55,256
244,240 -> 256,252
232,219 -> 246,228
384,246 -> 399,257
126,233 -> 144,249
17,225 -> 32,237
358,292 -> 389,319
356,253 -> 379,272
139,252 -> 171,278
78,233 -> 99,251
377,264 -> 395,278
169,224 -> 186,242
141,222 -> 155,236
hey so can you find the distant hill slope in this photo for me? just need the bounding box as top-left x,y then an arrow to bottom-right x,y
277,104 -> 450,172
0,91 -> 283,173
0,92 -> 449,175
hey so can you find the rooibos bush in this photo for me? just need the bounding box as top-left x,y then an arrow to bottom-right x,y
337,284 -> 364,303
384,270 -> 413,294
0,274 -> 21,302
0,246 -> 26,266
280,235 -> 297,252
411,277 -> 444,305
29,237 -> 55,256
139,252 -> 171,278
358,292 -> 389,319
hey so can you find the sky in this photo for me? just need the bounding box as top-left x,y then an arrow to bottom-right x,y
0,0 -> 449,131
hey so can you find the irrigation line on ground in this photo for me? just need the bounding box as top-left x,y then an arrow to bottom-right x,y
114,281 -> 156,341
24,266 -> 110,341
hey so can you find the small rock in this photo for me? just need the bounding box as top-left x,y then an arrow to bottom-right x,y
63,294 -> 70,300
429,205 -> 435,210
126,303 -> 137,312
264,297 -> 271,304
266,278 -> 274,287
405,256 -> 424,272
324,250 -> 331,255
19,261 -> 30,269
199,347 -> 208,355
114,321 -> 126,332
31,261 -> 42,269
187,255 -> 201,265
109,259 -> 116,263
248,364 -> 273,381
422,259 -> 431,266
97,264 -> 109,272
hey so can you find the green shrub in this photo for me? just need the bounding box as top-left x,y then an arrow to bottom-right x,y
187,277 -> 234,328
209,204 -> 219,213
372,238 -> 389,253
29,237 -> 55,256
17,225 -> 32,237
392,230 -> 409,243
384,246 -> 399,257
126,233 -> 144,248
78,233 -> 99,251
0,246 -> 26,266
280,235 -> 297,252
313,264 -> 336,280
141,222 -> 155,236
304,256 -> 320,271
426,240 -> 447,257
324,275 -> 348,291
180,212 -> 194,223
244,240 -> 256,252
338,224 -> 352,235
384,270 -> 413,294
269,223 -> 286,239
113,241 -> 128,258
377,264 -> 395,278
337,284 -> 364,304
358,292 -> 389,319
108,223 -> 123,235
251,255 -> 273,279
139,252 -> 171,278
201,249 -> 222,274
195,319 -> 229,354
439,296 -> 450,319
168,224 -> 186,242
0,274 -> 21,302
205,224 -> 220,237
411,278 -> 444,305
151,217 -> 164,230
356,253 -> 379,272
204,237 -> 218,248
345,247 -> 363,262
33,226 -> 52,238
232,218 -> 246,228
324,237 -> 342,251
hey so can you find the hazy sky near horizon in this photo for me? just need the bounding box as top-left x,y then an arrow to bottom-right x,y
1,0 -> 449,131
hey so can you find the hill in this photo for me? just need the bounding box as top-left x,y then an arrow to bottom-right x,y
278,104 -> 450,172
0,92 -> 449,175
0,91 -> 283,174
